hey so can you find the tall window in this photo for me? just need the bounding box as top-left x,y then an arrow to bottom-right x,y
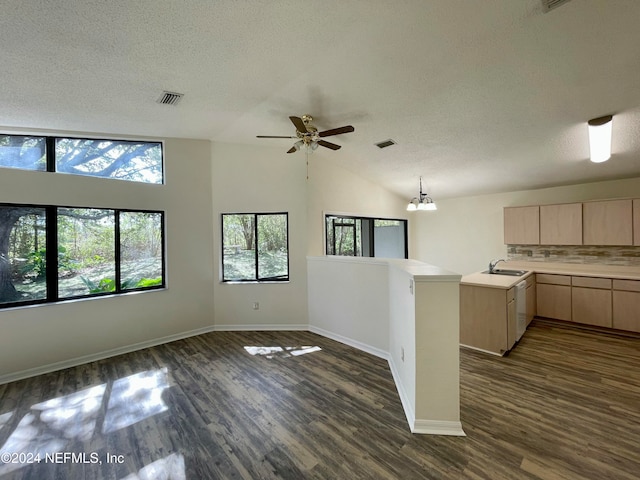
325,215 -> 408,259
222,213 -> 289,282
0,204 -> 165,308
0,134 -> 163,184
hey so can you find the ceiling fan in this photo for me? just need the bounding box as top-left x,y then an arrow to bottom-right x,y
257,115 -> 355,153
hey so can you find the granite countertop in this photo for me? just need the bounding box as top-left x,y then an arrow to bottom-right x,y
461,261 -> 640,289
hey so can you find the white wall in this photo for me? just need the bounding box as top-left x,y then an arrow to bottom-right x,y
388,264 -> 416,419
414,177 -> 640,275
211,142 -> 309,329
307,256 -> 389,356
0,134 -> 215,381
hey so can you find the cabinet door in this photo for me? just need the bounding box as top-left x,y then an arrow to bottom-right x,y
536,283 -> 571,321
634,199 -> 640,246
460,285 -> 508,355
583,199 -> 633,246
571,287 -> 612,328
540,203 -> 583,245
613,291 -> 640,333
504,206 -> 540,245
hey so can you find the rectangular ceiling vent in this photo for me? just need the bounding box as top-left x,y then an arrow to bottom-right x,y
541,0 -> 572,13
375,139 -> 396,149
157,91 -> 184,106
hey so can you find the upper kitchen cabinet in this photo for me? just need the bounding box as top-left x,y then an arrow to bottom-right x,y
583,199 -> 633,246
540,203 -> 582,245
504,206 -> 539,245
634,199 -> 640,246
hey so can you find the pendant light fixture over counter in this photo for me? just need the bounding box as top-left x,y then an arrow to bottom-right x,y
588,114 -> 613,163
407,177 -> 437,211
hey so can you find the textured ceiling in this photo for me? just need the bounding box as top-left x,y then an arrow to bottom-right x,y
1,0 -> 640,200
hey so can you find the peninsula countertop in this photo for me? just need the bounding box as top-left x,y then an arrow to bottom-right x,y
461,261 -> 640,289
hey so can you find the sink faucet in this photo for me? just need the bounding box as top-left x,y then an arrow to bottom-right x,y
489,259 -> 505,273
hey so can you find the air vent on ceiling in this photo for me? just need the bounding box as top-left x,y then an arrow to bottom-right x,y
541,0 -> 572,13
157,91 -> 184,106
375,139 -> 396,149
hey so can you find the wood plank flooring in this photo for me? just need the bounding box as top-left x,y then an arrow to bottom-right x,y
0,320 -> 639,479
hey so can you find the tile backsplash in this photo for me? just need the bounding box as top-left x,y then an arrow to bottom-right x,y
507,245 -> 640,266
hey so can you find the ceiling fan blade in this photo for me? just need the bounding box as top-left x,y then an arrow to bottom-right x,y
317,140 -> 341,150
257,135 -> 296,138
318,125 -> 354,137
289,116 -> 308,133
286,146 -> 297,154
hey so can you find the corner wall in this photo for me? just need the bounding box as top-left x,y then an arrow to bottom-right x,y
210,142 -> 309,329
0,134 -> 215,382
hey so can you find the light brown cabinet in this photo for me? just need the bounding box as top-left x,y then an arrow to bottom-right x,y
536,274 -> 571,321
583,199 -> 633,246
612,279 -> 640,333
571,276 -> 612,328
634,199 -> 640,246
539,203 -> 583,245
460,284 -> 516,355
504,206 -> 539,245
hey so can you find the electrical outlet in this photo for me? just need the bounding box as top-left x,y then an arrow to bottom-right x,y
252,302 -> 259,310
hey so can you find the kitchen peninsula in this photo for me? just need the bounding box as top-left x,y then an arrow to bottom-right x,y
460,261 -> 640,355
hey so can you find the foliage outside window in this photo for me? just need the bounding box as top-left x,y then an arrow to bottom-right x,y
0,204 -> 165,308
325,215 -> 408,259
0,134 -> 163,184
222,213 -> 289,282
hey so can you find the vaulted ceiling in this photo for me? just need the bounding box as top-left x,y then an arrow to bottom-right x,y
2,0 -> 640,200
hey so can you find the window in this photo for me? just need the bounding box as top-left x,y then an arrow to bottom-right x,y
325,215 -> 407,259
0,203 -> 165,308
222,213 -> 289,282
0,135 -> 46,171
0,134 -> 163,184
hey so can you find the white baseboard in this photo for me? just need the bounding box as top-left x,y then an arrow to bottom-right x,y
213,323 -> 308,332
387,357 -> 415,430
412,420 -> 466,436
308,325 -> 389,360
0,324 -> 219,385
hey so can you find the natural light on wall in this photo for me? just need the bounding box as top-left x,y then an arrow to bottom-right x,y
588,115 -> 613,163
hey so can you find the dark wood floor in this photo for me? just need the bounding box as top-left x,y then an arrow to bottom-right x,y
1,320 -> 639,479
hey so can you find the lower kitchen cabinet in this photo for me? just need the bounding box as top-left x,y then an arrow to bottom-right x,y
536,274 -> 571,321
571,286 -> 612,328
613,279 -> 640,333
460,284 -> 515,355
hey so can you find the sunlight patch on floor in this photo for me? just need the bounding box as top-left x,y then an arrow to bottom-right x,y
244,345 -> 322,359
103,368 -> 169,434
0,368 -> 170,476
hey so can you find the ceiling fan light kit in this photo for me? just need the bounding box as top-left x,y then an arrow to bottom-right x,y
257,114 -> 354,154
588,114 -> 613,163
407,177 -> 437,212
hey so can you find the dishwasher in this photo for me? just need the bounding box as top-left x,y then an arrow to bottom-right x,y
515,280 -> 527,341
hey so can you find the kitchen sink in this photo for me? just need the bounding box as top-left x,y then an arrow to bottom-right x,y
481,269 -> 528,276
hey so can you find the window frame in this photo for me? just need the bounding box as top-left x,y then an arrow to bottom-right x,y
221,212 -> 290,283
0,133 -> 164,184
324,214 -> 408,259
0,202 -> 166,309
